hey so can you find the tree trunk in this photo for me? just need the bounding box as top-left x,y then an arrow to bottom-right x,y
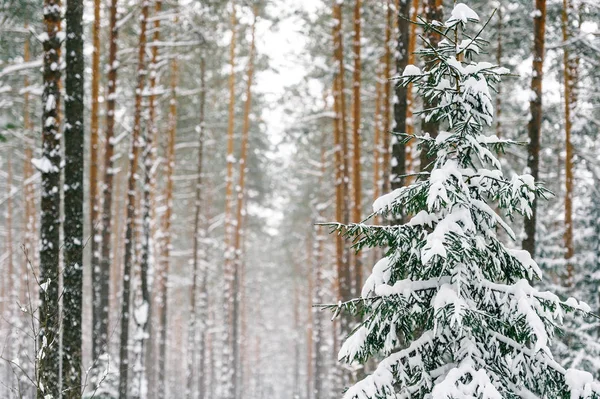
495,6 -> 503,139
373,60 -> 384,204
305,231 -> 314,399
313,137 -> 327,399
392,0 -> 409,192
38,0 -> 61,394
138,1 -> 162,395
404,0 -> 418,182
230,10 -> 257,399
419,0 -> 443,173
351,0 -> 363,297
334,0 -> 350,231
144,1 -> 162,393
522,0 -> 546,255
22,21 -> 36,280
21,31 -> 37,391
89,0 -> 101,321
223,2 -> 238,398
381,0 -> 392,193
63,0 -> 85,394
5,153 -> 16,390
95,0 -> 120,368
187,56 -> 207,399
118,2 -> 149,396
158,56 -> 178,399
561,0 -> 578,286
332,0 -> 352,352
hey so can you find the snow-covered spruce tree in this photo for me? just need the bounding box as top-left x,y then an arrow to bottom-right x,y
328,3 -> 600,398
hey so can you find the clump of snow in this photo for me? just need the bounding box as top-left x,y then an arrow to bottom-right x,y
373,188 -> 403,213
432,362 -> 502,399
446,3 -> 480,27
565,369 -> 594,399
134,301 -> 149,324
32,156 -> 59,173
361,257 -> 392,297
565,297 -> 592,313
402,64 -> 422,76
338,325 -> 368,361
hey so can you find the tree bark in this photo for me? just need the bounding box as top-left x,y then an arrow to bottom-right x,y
561,0 -> 578,286
522,0 -> 546,255
373,60 -> 384,204
38,0 -> 61,394
63,0 -> 85,394
95,0 -> 120,367
89,0 -> 101,321
313,136 -> 327,399
381,0 -> 393,193
138,1 -> 162,394
223,2 -> 237,398
332,0 -> 352,350
404,0 -> 418,182
143,0 -> 162,392
5,153 -> 16,391
231,11 -> 257,398
392,0 -> 409,192
495,6 -> 503,139
158,55 -> 178,399
351,0 -> 363,297
306,231 -> 314,399
187,56 -> 207,399
118,2 -> 149,396
419,0 -> 443,173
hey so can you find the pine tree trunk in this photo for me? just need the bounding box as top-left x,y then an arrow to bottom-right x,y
392,0 -> 409,192
89,0 -> 101,318
373,60 -> 384,204
404,0 -> 418,181
371,60 -> 385,265
231,11 -> 257,399
22,23 -> 37,306
313,219 -> 326,397
522,0 -> 546,255
293,258 -> 301,399
223,2 -> 238,398
158,56 -> 178,399
381,0 -> 392,193
143,1 -> 162,393
312,138 -> 327,399
495,6 -> 503,139
351,0 -> 363,297
22,33 -> 38,388
118,3 -> 149,396
306,230 -> 314,399
62,0 -> 85,394
332,0 -> 352,347
38,0 -> 61,394
561,0 -> 577,286
95,0 -> 120,367
5,153 -> 16,389
187,56 -> 206,399
419,0 -> 443,172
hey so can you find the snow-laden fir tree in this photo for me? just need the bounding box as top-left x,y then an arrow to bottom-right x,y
328,3 -> 600,398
